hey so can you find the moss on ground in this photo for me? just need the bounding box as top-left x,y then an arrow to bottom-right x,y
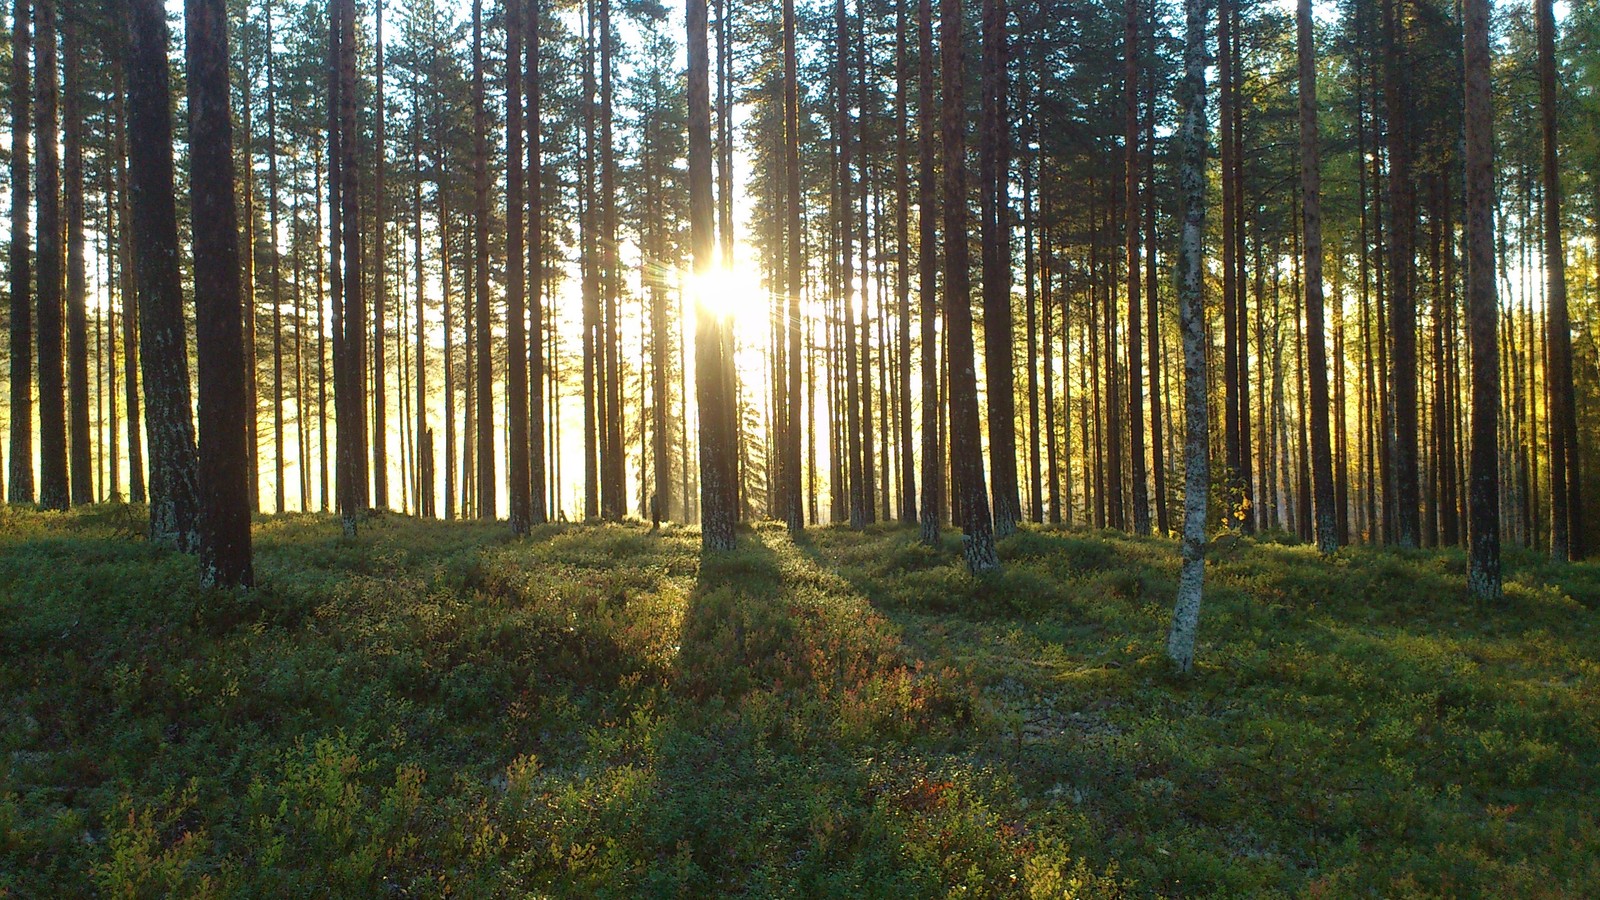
1,506 -> 1596,897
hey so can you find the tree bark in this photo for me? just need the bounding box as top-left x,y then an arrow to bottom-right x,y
1538,0 -> 1579,560
917,0 -> 942,547
1124,0 -> 1149,536
506,0 -> 531,535
1298,0 -> 1336,553
1168,0 -> 1208,675
34,0 -> 65,510
185,0 -> 254,587
62,9 -> 89,506
941,0 -> 998,573
8,0 -> 31,505
127,0 -> 200,550
1463,0 -> 1500,598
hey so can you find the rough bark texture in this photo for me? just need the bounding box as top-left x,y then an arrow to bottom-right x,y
336,0 -> 368,533
8,0 -> 32,505
1124,0 -> 1149,536
1463,0 -> 1500,598
1167,0 -> 1208,675
185,0 -> 255,588
1299,0 -> 1336,554
941,0 -> 998,574
127,0 -> 200,551
1384,0 -> 1420,548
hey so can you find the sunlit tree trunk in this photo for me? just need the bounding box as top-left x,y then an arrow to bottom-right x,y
471,0 -> 494,521
527,0 -> 548,524
62,11 -> 90,506
1167,0 -> 1207,675
372,0 -> 389,511
1124,0 -> 1149,536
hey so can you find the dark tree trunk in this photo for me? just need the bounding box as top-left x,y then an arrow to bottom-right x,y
1384,0 -> 1420,547
185,0 -> 254,587
1463,0 -> 1500,598
1298,0 -> 1336,553
527,0 -> 548,524
335,0 -> 368,532
372,0 -> 388,511
471,0 -> 493,520
1538,0 -> 1579,560
63,10 -> 90,506
127,0 -> 200,550
690,0 -> 734,552
34,0 -> 65,510
1124,0 -> 1149,536
267,0 -> 285,515
979,0 -> 1019,538
916,0 -> 942,547
506,0 -> 531,535
783,0 -> 805,533
8,0 -> 31,505
941,0 -> 998,573
894,0 -> 916,526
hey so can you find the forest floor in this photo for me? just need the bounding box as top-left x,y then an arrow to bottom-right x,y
2,507 -> 1599,897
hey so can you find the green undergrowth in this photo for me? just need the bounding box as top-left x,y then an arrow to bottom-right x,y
1,504 -> 1596,897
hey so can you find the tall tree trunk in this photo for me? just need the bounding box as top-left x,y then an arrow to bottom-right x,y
62,10 -> 89,506
372,0 -> 388,511
690,0 -> 734,551
1145,52 -> 1167,534
1217,0 -> 1241,529
783,0 -> 805,533
527,0 -> 547,524
1124,0 -> 1149,535
336,0 -> 368,532
979,0 -> 1019,538
600,0 -> 623,520
916,0 -> 942,547
941,0 -> 998,573
895,0 -> 916,526
8,0 -> 31,505
1538,0 -> 1579,560
267,0 -> 285,514
1298,0 -> 1336,553
506,0 -> 531,535
1463,0 -> 1500,598
471,0 -> 494,520
127,0 -> 200,551
1384,0 -> 1420,547
1168,0 -> 1207,674
34,0 -> 65,510
185,0 -> 254,587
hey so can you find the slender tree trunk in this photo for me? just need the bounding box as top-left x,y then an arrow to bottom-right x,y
471,0 -> 494,520
1537,0 -> 1579,560
978,0 -> 1019,538
127,0 -> 200,550
1124,0 -> 1149,536
600,0 -> 624,520
941,0 -> 998,573
1145,53 -> 1167,534
336,0 -> 368,532
34,0 -> 66,510
1298,0 -> 1336,553
185,0 -> 254,587
690,0 -> 734,551
527,0 -> 547,524
8,0 -> 31,505
1384,0 -> 1420,547
1217,0 -> 1241,528
372,0 -> 388,511
1463,0 -> 1500,598
783,0 -> 805,533
1168,0 -> 1208,674
894,0 -> 916,526
267,0 -> 285,514
62,11 -> 90,506
506,0 -> 531,534
917,0 -> 942,546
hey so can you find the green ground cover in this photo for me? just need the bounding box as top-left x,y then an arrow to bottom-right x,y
2,506 -> 1597,897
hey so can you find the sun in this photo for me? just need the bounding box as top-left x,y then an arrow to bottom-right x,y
683,259 -> 770,332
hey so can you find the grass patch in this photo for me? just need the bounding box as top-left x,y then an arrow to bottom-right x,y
1,509 -> 1597,896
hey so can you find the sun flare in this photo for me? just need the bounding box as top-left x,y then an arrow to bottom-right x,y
683,260 -> 769,330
